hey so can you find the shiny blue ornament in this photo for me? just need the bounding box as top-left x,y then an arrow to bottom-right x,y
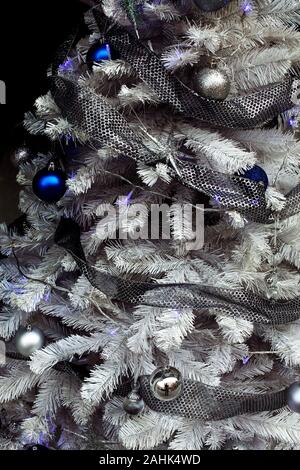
86,42 -> 119,69
240,165 -> 269,190
32,163 -> 67,203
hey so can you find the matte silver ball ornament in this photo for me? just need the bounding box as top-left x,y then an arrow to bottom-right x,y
195,68 -> 230,101
123,390 -> 145,415
150,367 -> 182,401
193,0 -> 230,12
287,382 -> 300,413
15,326 -> 45,357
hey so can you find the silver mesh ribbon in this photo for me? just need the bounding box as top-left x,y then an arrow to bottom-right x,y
50,76 -> 300,223
281,184 -> 300,220
138,376 -> 287,420
49,76 -> 154,163
49,8 -> 300,223
54,218 -> 300,325
91,7 -> 300,129
50,76 -> 272,223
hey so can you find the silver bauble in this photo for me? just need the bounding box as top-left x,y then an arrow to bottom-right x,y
265,272 -> 277,287
287,382 -> 300,413
15,326 -> 45,357
265,272 -> 279,300
11,147 -> 30,167
150,367 -> 182,401
123,390 -> 145,415
193,0 -> 230,12
195,68 -> 230,101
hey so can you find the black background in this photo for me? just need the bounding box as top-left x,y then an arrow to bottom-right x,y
0,0 -> 87,154
0,449 -> 296,465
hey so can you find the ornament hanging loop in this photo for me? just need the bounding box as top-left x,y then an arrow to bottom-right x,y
266,214 -> 280,300
48,161 -> 56,171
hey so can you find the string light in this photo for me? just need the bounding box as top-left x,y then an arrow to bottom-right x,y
288,116 -> 297,128
116,190 -> 134,207
242,1 -> 252,14
59,58 -> 74,72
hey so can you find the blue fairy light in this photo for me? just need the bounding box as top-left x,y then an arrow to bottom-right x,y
59,58 -> 74,72
242,1 -> 252,14
251,198 -> 260,207
288,116 -> 297,128
108,327 -> 119,336
214,194 -> 222,204
173,310 -> 183,319
116,190 -> 134,207
43,290 -> 51,302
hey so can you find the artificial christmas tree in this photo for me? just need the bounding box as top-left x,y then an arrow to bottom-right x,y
1,0 -> 300,450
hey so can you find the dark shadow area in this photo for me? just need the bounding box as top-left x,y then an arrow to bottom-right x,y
0,0 -> 88,222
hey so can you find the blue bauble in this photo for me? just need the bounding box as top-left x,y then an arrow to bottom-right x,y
61,136 -> 80,157
240,165 -> 269,190
32,164 -> 67,203
86,42 -> 119,69
193,0 -> 230,11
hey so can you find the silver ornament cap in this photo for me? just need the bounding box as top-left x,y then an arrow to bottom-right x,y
195,68 -> 230,101
193,0 -> 230,12
15,326 -> 45,357
150,366 -> 182,401
123,390 -> 145,415
287,382 -> 300,413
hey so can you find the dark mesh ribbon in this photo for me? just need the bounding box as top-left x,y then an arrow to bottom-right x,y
281,183 -> 300,220
50,76 -> 153,164
91,6 -> 300,129
138,376 -> 287,420
49,76 -> 268,222
48,8 -> 300,223
54,218 -> 300,325
50,75 -> 300,223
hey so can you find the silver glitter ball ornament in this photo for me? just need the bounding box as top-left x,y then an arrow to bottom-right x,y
15,326 -> 45,357
150,367 -> 182,401
265,272 -> 277,286
287,382 -> 300,413
123,390 -> 145,415
195,68 -> 230,101
11,147 -> 30,167
193,0 -> 230,11
265,272 -> 279,300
